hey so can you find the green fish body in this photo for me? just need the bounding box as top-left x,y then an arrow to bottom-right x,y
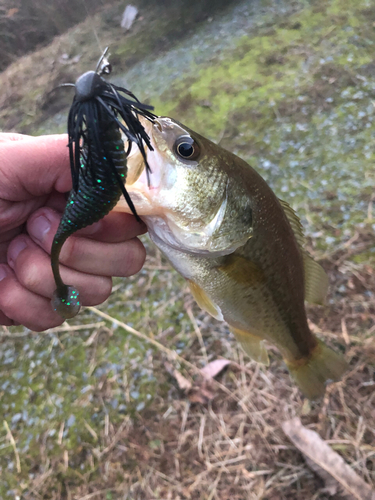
115,116 -> 347,399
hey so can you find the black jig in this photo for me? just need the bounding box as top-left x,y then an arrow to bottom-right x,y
51,48 -> 156,319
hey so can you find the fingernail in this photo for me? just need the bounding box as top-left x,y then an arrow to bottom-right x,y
29,214 -> 51,243
0,265 -> 10,282
8,239 -> 27,269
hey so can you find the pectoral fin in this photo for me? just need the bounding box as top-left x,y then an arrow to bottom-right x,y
188,280 -> 224,321
218,254 -> 264,286
231,327 -> 269,366
278,198 -> 304,246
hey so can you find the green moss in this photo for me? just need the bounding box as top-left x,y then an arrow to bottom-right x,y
0,263 -> 183,495
145,0 -> 375,250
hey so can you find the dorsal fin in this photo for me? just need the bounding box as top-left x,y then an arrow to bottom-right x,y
302,252 -> 329,305
278,198 -> 305,247
278,198 -> 328,305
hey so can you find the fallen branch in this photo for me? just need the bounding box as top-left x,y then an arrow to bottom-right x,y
282,417 -> 375,500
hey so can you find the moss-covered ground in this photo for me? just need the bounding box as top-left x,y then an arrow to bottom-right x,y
0,0 -> 374,498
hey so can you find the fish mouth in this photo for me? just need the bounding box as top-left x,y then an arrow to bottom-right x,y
125,115 -> 155,185
116,116 -> 184,216
115,116 -> 161,215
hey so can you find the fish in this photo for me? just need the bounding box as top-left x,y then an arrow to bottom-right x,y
113,115 -> 348,399
50,48 -> 155,319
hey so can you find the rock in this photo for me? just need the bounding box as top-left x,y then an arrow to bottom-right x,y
121,5 -> 139,31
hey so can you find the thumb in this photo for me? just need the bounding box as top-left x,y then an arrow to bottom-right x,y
0,134 -> 72,201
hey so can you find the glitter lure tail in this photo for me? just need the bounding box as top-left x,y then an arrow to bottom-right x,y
51,48 -> 155,319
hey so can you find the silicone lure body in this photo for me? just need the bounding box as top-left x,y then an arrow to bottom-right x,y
50,49 -> 154,319
51,109 -> 126,318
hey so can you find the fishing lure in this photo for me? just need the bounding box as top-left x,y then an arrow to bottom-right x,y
51,48 -> 156,319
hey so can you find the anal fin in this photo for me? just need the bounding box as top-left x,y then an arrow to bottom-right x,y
231,327 -> 269,366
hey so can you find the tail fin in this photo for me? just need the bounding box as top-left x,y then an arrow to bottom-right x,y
285,340 -> 348,400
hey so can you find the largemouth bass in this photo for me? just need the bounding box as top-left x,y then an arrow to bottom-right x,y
115,116 -> 347,399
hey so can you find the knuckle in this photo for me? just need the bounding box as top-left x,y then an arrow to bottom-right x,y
0,287 -> 16,316
0,281 -> 23,321
0,208 -> 20,233
17,259 -> 41,290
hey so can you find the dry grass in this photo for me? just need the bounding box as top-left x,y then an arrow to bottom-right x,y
16,233 -> 375,500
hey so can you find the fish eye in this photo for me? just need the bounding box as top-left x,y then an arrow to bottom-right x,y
174,136 -> 200,161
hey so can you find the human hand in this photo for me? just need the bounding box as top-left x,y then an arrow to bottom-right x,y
0,133 -> 146,331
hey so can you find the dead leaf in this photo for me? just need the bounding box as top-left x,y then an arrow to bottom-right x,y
173,371 -> 192,392
164,362 -> 192,391
187,386 -> 215,404
164,360 -> 230,404
200,359 -> 231,380
6,8 -> 19,17
282,418 -> 375,500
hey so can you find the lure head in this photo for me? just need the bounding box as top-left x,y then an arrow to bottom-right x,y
75,70 -> 107,102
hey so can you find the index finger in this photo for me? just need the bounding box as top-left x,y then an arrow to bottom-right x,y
0,133 -> 31,143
